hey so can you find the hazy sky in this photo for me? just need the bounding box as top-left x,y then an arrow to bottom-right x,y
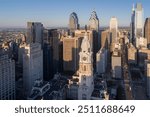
0,0 -> 149,28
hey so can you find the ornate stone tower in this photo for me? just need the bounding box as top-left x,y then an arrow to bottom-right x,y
78,32 -> 94,100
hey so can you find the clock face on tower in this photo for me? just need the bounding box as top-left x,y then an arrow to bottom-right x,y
82,57 -> 87,61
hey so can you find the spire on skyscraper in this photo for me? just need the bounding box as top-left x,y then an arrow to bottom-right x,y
132,4 -> 135,11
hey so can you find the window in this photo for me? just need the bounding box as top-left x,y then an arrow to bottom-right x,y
84,65 -> 86,71
83,75 -> 86,84
82,94 -> 87,100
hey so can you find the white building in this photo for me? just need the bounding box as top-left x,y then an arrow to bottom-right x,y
23,43 -> 43,97
110,17 -> 118,43
96,47 -> 108,75
78,32 -> 94,100
130,4 -> 136,43
89,10 -> 100,50
0,52 -> 15,99
135,3 -> 144,38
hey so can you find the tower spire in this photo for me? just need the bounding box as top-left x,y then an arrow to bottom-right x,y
132,3 -> 135,11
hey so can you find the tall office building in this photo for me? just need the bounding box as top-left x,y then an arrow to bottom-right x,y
130,4 -> 136,44
27,22 -> 43,44
23,43 -> 43,97
110,17 -> 118,43
69,12 -> 79,31
144,18 -> 150,48
63,36 -> 81,73
43,29 -> 63,80
135,3 -> 143,38
43,29 -> 53,81
0,51 -> 15,99
50,29 -> 63,74
89,10 -> 100,55
89,11 -> 99,32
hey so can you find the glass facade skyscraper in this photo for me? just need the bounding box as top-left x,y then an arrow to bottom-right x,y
69,12 -> 79,31
135,3 -> 143,38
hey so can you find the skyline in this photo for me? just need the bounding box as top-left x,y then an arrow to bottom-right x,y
0,0 -> 150,28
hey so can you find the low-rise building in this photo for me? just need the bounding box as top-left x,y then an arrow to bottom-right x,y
111,49 -> 122,79
127,43 -> 137,65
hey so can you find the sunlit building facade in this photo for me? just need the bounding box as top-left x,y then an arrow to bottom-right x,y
23,43 -> 43,97
110,17 -> 118,43
0,52 -> 15,99
69,12 -> 79,31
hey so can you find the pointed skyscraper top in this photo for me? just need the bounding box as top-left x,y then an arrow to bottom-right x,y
90,10 -> 98,20
132,4 -> 135,11
89,10 -> 99,31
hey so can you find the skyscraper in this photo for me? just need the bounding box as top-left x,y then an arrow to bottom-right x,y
110,17 -> 118,43
135,3 -> 143,38
0,51 -> 15,99
89,11 -> 99,32
50,29 -> 63,74
144,18 -> 150,48
23,43 -> 43,97
43,29 -> 53,81
69,12 -> 79,31
89,10 -> 100,58
130,4 -> 136,44
27,22 -> 43,44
